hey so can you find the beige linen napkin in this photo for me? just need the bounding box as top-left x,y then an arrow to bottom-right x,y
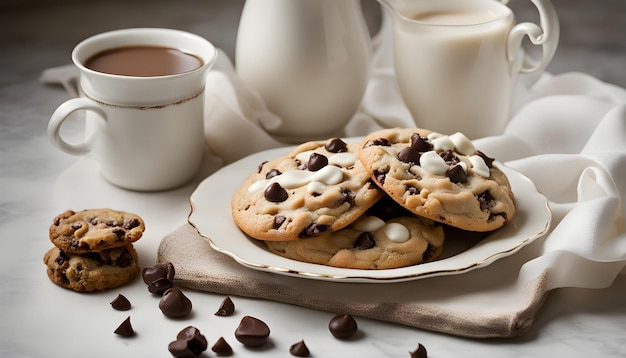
159,224 -> 550,338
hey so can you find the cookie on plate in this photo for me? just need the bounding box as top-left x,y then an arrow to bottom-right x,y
358,128 -> 515,232
232,138 -> 385,241
49,209 -> 145,253
264,198 -> 444,269
43,245 -> 140,292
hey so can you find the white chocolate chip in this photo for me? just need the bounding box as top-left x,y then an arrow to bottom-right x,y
352,216 -> 386,232
383,223 -> 410,243
420,151 -> 449,176
449,132 -> 476,156
328,152 -> 356,167
306,181 -> 326,195
469,155 -> 491,178
431,136 -> 455,151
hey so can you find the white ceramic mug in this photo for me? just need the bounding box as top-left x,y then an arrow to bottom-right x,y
48,28 -> 217,191
380,0 -> 559,138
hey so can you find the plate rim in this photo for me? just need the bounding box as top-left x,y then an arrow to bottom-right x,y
187,143 -> 551,283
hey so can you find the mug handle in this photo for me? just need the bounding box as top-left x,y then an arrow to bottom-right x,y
47,97 -> 106,156
504,0 -> 560,74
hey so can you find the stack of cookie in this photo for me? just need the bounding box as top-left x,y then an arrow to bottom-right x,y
232,128 -> 515,270
43,209 -> 145,292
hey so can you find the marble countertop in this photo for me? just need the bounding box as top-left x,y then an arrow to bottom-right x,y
1,1 -> 625,357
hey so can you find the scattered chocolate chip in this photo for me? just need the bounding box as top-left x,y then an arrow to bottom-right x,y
353,232 -> 376,250
398,147 -> 420,164
422,244 -> 436,262
266,169 -> 282,179
258,161 -> 268,173
409,343 -> 428,358
374,170 -> 387,184
439,150 -> 459,165
148,277 -> 174,295
299,223 -> 330,238
476,150 -> 494,168
307,153 -> 328,171
264,182 -> 288,202
329,314 -> 358,339
289,340 -> 310,357
143,262 -> 175,295
71,223 -> 82,230
211,336 -> 233,355
325,138 -> 348,153
112,228 -> 125,240
234,316 -> 270,348
105,220 -> 121,227
215,296 -> 235,316
446,164 -> 467,184
114,316 -> 134,337
168,326 -> 208,357
90,218 -> 98,225
274,216 -> 287,229
365,138 -> 391,147
110,294 -> 131,311
159,287 -> 192,318
410,133 -> 433,152
477,191 -> 494,211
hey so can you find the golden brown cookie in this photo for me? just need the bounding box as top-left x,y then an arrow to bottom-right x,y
49,209 -> 145,253
232,138 -> 385,241
358,128 -> 515,232
43,245 -> 140,292
264,198 -> 444,269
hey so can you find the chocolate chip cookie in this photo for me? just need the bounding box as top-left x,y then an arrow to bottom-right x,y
358,128 -> 515,232
43,245 -> 140,292
232,138 -> 385,241
49,209 -> 145,253
264,198 -> 444,269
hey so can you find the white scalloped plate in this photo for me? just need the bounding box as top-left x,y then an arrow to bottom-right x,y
188,144 -> 551,283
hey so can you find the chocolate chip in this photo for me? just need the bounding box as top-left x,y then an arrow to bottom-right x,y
409,343 -> 428,358
365,138 -> 391,147
374,170 -> 387,184
325,138 -> 348,153
266,169 -> 282,179
258,161 -> 268,173
439,150 -> 459,165
477,191 -> 494,211
422,244 -> 436,262
159,287 -> 192,318
105,220 -> 121,227
123,218 -> 140,230
110,294 -> 131,311
328,314 -> 358,339
476,150 -> 494,168
113,316 -> 134,337
353,232 -> 376,250
446,164 -> 467,184
274,216 -> 287,229
410,133 -> 433,152
406,185 -> 420,195
289,340 -> 310,357
235,316 -> 270,348
55,251 -> 69,265
264,182 -> 288,202
397,147 -> 420,164
340,188 -> 356,204
90,218 -> 98,225
71,223 -> 82,230
211,337 -> 233,355
142,262 -> 175,285
148,277 -> 174,295
307,153 -> 328,171
168,326 -> 208,357
116,250 -> 133,267
215,296 -> 235,316
299,223 -> 330,238
112,228 -> 125,240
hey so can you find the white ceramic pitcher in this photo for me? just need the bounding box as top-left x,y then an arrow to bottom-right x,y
378,0 -> 560,138
235,0 -> 372,143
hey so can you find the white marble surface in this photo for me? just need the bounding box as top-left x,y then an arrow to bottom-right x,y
1,1 -> 626,357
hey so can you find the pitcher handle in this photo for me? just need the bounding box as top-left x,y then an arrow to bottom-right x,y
504,0 -> 560,74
